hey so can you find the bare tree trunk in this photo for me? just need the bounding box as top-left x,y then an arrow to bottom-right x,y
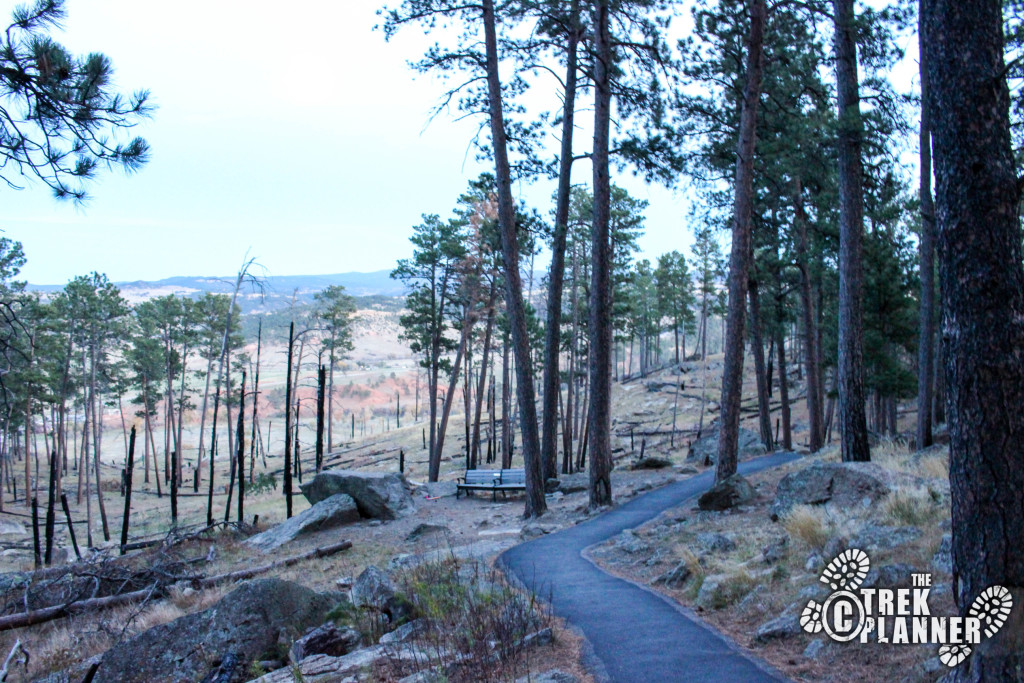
915,16 -> 935,450
833,0 -> 870,463
776,326 -> 792,450
540,5 -> 579,482
90,343 -> 110,541
283,322 -> 294,518
471,284 -> 497,468
748,278 -> 773,451
715,0 -> 766,483
196,353 -> 214,485
795,179 -> 824,451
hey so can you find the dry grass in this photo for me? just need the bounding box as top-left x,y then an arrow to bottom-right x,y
782,505 -> 830,550
881,486 -> 944,527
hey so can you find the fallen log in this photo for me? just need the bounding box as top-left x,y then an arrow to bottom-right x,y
0,540 -> 353,633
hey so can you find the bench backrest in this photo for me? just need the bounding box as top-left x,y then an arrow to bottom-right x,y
499,468 -> 526,485
464,469 -> 502,485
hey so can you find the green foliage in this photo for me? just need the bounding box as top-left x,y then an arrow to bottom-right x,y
0,0 -> 152,201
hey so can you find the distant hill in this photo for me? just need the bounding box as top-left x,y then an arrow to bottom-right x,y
28,270 -> 406,312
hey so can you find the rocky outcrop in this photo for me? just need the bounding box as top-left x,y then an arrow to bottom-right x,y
93,579 -> 341,683
301,470 -> 415,520
770,461 -> 891,520
245,494 -> 359,552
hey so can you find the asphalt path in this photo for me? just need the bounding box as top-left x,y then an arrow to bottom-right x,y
499,451 -> 802,683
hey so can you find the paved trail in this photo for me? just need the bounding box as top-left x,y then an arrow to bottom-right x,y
500,452 -> 801,683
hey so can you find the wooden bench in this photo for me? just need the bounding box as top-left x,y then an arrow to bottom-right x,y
456,468 -> 526,501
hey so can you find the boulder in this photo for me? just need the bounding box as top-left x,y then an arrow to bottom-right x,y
92,579 -> 340,683
301,470 -> 415,520
770,462 -> 891,521
615,529 -> 650,555
697,474 -> 756,511
350,566 -> 416,625
290,623 -> 362,662
245,494 -> 359,552
545,478 -> 561,493
687,425 -> 766,465
630,456 -> 673,470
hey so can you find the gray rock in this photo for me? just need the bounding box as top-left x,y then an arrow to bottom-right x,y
301,470 -> 415,520
545,477 -> 561,493
521,522 -> 556,539
516,670 -> 579,683
245,494 -> 359,552
557,474 -> 588,494
932,533 -> 952,574
696,573 -> 753,610
697,532 -> 736,553
762,537 -> 788,564
522,627 -> 554,648
861,564 -> 919,589
631,456 -> 673,470
419,481 -> 458,499
405,523 -> 449,542
770,462 -> 891,521
351,566 -> 415,624
252,645 -> 427,683
615,529 -> 650,555
753,609 -> 801,643
852,525 -> 922,551
675,465 -> 699,475
803,639 -> 826,660
290,623 -> 362,661
92,579 -> 340,683
697,474 -> 755,511
380,618 -> 430,644
687,426 -> 766,465
652,561 -> 692,588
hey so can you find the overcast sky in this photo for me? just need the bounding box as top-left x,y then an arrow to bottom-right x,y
4,0 -> 694,285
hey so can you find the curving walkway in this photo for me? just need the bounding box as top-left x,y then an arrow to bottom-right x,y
499,452 -> 801,683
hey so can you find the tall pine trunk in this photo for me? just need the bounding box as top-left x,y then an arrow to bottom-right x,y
482,0 -> 545,517
833,0 -> 870,462
715,0 -> 766,483
915,13 -> 936,451
794,179 -> 824,451
586,0 -> 615,507
923,1 -> 1024,678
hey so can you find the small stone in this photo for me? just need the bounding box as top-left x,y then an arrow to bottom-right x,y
652,561 -> 692,588
522,627 -> 553,648
805,553 -> 823,572
762,537 -> 788,564
697,532 -> 736,553
405,523 -> 449,542
932,534 -> 952,574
